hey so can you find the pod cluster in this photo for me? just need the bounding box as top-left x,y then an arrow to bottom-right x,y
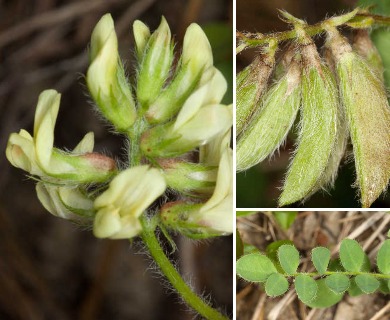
237,25 -> 390,207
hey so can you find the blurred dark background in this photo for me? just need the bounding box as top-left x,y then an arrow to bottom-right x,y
236,0 -> 390,208
0,0 -> 233,319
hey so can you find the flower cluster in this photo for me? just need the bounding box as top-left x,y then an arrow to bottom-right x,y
236,10 -> 390,207
6,14 -> 233,239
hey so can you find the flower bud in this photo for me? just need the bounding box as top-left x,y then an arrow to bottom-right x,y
159,158 -> 217,196
141,70 -> 232,158
93,166 -> 166,239
133,20 -> 151,60
279,37 -> 339,206
160,149 -> 232,239
326,27 -> 390,207
237,56 -> 301,172
236,48 -> 276,136
136,17 -> 174,109
6,129 -> 44,176
141,103 -> 232,158
36,182 -> 94,223
6,90 -> 117,183
87,14 -> 136,132
145,23 -> 214,123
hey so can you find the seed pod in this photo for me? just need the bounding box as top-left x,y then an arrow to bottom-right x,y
308,47 -> 349,195
279,40 -> 339,206
236,56 -> 301,172
236,49 -> 276,136
318,109 -> 348,191
353,29 -> 384,81
327,28 -> 390,207
304,103 -> 348,200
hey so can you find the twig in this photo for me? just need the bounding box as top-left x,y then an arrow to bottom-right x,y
369,301 -> 390,320
362,214 -> 390,251
250,293 -> 266,320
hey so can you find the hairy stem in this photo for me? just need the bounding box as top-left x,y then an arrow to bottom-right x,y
237,11 -> 390,54
287,271 -> 390,279
127,116 -> 148,167
140,215 -> 229,320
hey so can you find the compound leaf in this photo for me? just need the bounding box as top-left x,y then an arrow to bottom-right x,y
236,253 -> 277,282
339,239 -> 365,272
377,239 -> 390,274
355,274 -> 380,294
295,274 -> 318,304
312,247 -> 331,275
278,245 -> 300,274
265,273 -> 289,297
325,274 -> 350,293
306,279 -> 343,308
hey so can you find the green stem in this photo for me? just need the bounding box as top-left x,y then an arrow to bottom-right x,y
288,271 -> 390,279
140,215 -> 229,320
237,11 -> 390,53
127,116 -> 148,167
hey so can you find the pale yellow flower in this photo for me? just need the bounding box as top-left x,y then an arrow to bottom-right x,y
36,182 -> 94,222
87,14 -> 136,132
93,166 -> 166,239
6,89 -> 116,183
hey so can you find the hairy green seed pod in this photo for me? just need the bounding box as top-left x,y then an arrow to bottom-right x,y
327,28 -> 390,207
305,102 -> 348,200
279,42 -> 339,206
318,108 -> 348,191
306,48 -> 348,196
236,56 -> 301,172
236,50 -> 275,136
353,29 -> 384,81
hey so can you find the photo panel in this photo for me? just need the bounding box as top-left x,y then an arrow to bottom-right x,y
236,210 -> 390,319
235,0 -> 390,208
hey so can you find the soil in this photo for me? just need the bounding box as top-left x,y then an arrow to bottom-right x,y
237,211 -> 390,320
